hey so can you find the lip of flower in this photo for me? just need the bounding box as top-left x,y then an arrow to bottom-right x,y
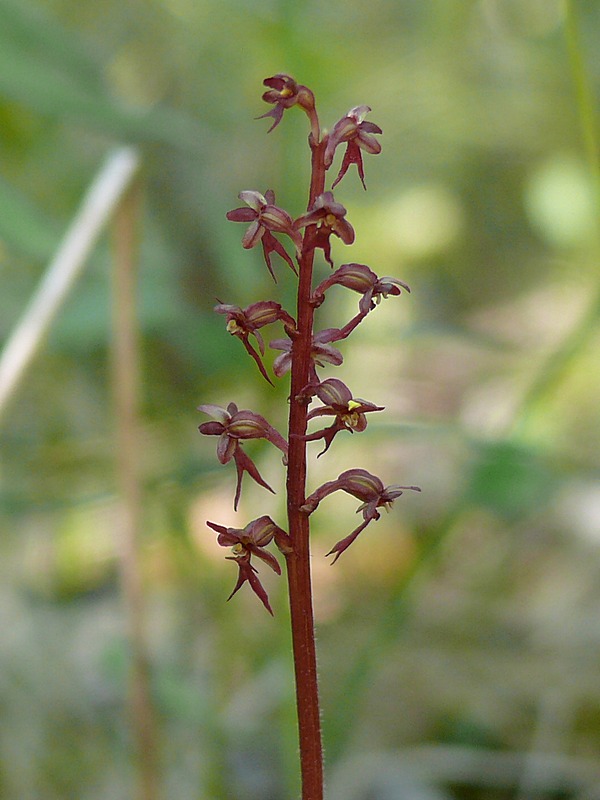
308,378 -> 383,423
308,397 -> 382,426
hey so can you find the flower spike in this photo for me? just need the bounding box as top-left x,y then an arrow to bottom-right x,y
194,73 -> 422,800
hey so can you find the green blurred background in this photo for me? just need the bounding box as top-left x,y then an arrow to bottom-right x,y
2,0 -> 600,798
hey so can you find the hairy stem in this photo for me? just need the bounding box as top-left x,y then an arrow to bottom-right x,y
285,136 -> 327,800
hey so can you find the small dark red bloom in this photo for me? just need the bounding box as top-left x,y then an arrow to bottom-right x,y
301,468 -> 420,562
294,192 -> 355,268
258,74 -> 316,134
296,378 -> 384,456
324,105 -> 382,190
312,263 -> 410,315
207,515 -> 291,613
226,190 -> 302,281
198,402 -> 288,510
270,328 -> 344,383
215,300 -> 296,385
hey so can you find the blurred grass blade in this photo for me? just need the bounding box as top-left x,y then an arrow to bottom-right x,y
0,147 -> 140,423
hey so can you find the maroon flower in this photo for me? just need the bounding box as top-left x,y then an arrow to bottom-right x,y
207,515 -> 292,614
301,468 -> 420,562
324,105 -> 382,190
295,378 -> 384,456
215,300 -> 296,385
198,402 -> 288,510
294,191 -> 355,268
226,190 -> 302,281
312,263 -> 410,314
258,74 -> 317,136
270,328 -> 344,383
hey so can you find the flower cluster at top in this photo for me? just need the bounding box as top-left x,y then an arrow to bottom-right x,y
198,74 -> 419,612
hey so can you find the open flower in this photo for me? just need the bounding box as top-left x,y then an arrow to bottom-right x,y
226,190 -> 302,281
301,468 -> 420,562
295,378 -> 384,456
270,328 -> 344,383
215,300 -> 296,385
294,192 -> 354,268
312,263 -> 410,314
198,402 -> 288,510
258,74 -> 317,136
324,105 -> 382,190
207,516 -> 291,614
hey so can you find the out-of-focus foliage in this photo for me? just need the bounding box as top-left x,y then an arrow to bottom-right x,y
1,0 -> 600,798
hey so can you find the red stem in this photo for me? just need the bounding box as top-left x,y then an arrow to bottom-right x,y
285,136 -> 327,800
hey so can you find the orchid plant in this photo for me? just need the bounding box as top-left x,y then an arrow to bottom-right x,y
198,73 -> 420,800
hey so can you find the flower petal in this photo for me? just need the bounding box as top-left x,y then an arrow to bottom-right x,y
314,378 -> 353,406
245,515 -> 278,546
226,207 -> 257,222
197,403 -> 231,423
233,447 -> 275,511
241,220 -> 264,249
238,190 -> 267,209
216,432 -> 236,464
251,546 -> 282,575
312,342 -> 343,368
198,421 -> 226,436
272,351 -> 292,377
206,520 -> 230,538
